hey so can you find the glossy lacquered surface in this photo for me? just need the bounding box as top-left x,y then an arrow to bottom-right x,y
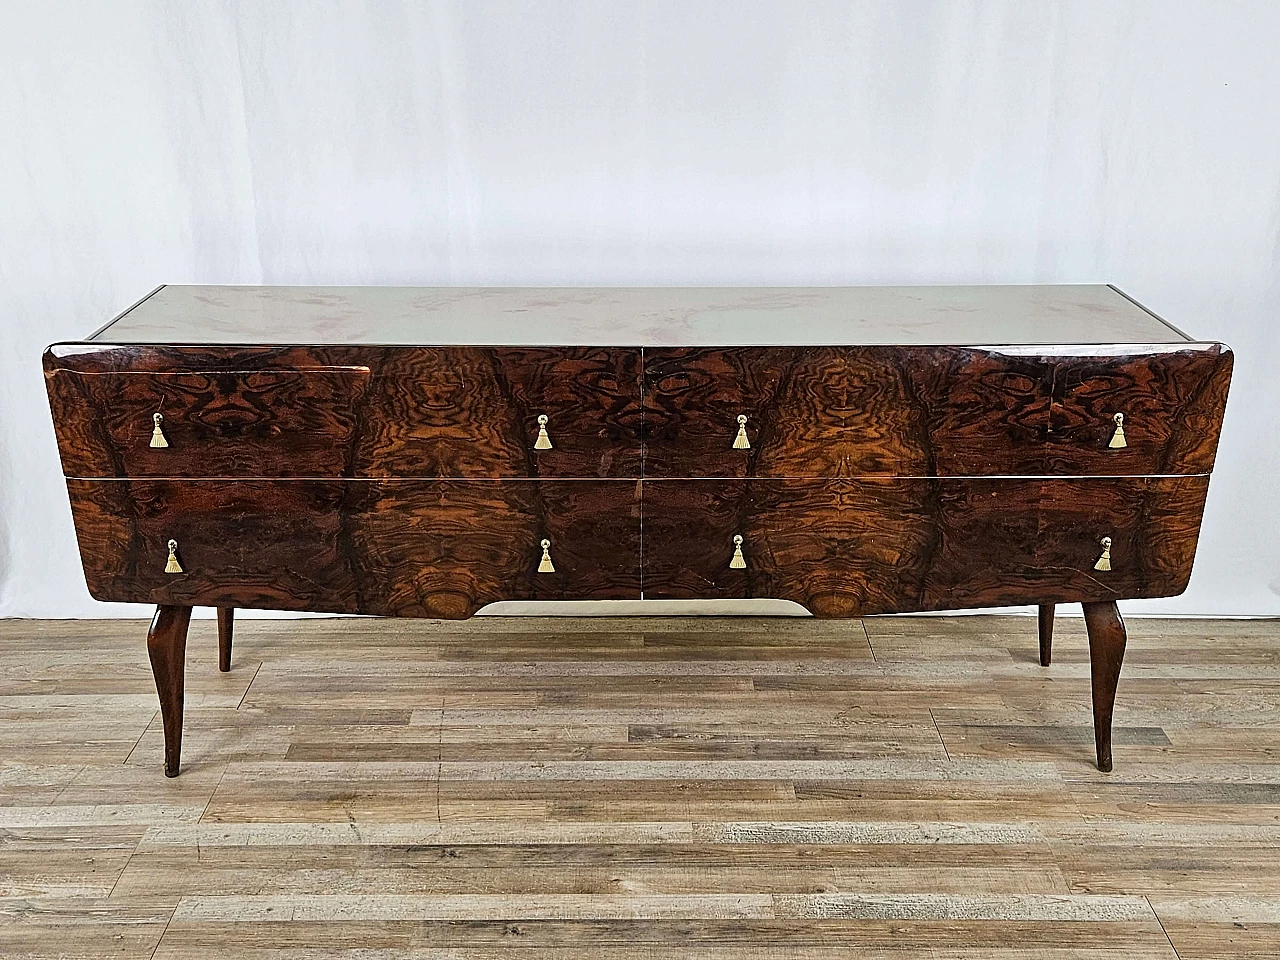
641,477 -> 1208,615
641,345 -> 1231,478
45,343 -> 1231,479
46,347 -> 644,479
67,479 -> 642,618
66,476 -> 1206,619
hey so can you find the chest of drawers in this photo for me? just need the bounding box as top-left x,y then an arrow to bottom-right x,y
44,285 -> 1232,776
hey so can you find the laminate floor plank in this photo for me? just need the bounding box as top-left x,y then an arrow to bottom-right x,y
0,613 -> 1277,958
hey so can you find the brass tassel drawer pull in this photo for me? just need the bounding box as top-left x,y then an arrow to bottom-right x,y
150,413 -> 169,449
732,414 -> 750,450
164,539 -> 184,574
537,538 -> 555,573
1094,536 -> 1113,571
534,414 -> 553,450
1109,412 -> 1127,449
729,534 -> 747,569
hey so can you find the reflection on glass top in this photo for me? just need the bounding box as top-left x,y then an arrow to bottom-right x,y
88,284 -> 1190,346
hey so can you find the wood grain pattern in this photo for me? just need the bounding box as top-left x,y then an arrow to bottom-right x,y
353,347 -> 643,479
4,614 -> 1280,958
344,480 -> 642,617
643,346 -> 976,478
642,345 -> 1231,478
65,476 -> 1206,618
66,479 -> 360,612
46,365 -> 372,478
46,343 -> 1229,481
45,346 -> 644,479
66,479 -> 641,617
641,477 -> 1209,616
1048,346 -> 1235,475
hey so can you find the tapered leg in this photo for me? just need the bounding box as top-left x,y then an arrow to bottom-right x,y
1082,600 -> 1127,772
217,607 -> 234,672
1037,603 -> 1055,666
146,605 -> 193,777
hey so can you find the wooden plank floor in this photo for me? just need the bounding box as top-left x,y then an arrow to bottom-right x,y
2,614 -> 1279,959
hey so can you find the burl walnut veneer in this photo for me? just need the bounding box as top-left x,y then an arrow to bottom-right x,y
44,285 -> 1232,776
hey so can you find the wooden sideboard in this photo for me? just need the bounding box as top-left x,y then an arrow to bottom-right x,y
43,285 -> 1233,776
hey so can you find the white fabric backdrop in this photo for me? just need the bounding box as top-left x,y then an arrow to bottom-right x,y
2,0 -> 1277,618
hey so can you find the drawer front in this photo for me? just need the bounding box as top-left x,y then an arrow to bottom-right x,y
642,345 -> 1230,478
642,347 -> 1053,477
66,479 -> 360,611
345,479 -> 641,615
355,347 -> 643,478
49,366 -> 371,478
48,342 -> 1229,480
46,346 -> 644,478
66,479 -> 640,617
1045,346 -> 1233,475
641,477 -> 1209,615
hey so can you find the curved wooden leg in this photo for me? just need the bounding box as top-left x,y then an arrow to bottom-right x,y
217,607 -> 234,673
1037,603 -> 1055,666
1082,601 -> 1127,772
147,605 -> 193,777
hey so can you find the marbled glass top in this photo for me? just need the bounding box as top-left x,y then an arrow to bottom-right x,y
87,284 -> 1190,346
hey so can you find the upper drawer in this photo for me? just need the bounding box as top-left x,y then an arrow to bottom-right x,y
642,344 -> 1231,478
47,364 -> 371,478
1045,346 -> 1233,475
354,347 -> 643,478
44,345 -> 644,478
643,346 -> 1052,477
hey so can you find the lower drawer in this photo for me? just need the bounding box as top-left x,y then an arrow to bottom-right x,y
65,476 -> 1209,618
66,479 -> 641,617
641,477 -> 1210,615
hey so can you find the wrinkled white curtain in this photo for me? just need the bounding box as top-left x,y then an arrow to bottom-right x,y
1,1 -> 1277,616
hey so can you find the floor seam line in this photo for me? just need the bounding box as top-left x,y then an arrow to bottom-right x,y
50,763 -> 88,805
104,839 -> 136,901
928,707 -> 952,762
235,661 -> 263,710
434,696 -> 445,824
197,764 -> 230,824
146,904 -> 179,960
121,716 -> 154,768
1147,895 -> 1182,959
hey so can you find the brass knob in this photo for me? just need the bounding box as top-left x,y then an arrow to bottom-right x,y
150,413 -> 169,449
729,533 -> 747,569
164,539 -> 184,574
534,414 -> 553,450
1094,536 -> 1112,572
537,538 -> 555,573
732,414 -> 750,450
1108,413 -> 1127,449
